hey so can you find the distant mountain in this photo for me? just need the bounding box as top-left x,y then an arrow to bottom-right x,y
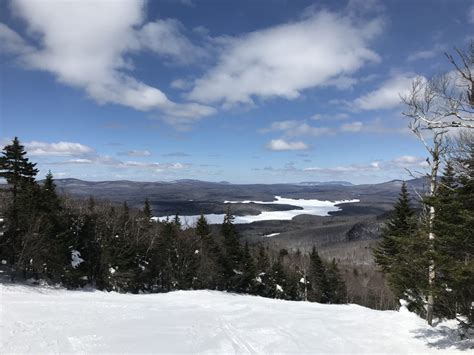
297,181 -> 353,186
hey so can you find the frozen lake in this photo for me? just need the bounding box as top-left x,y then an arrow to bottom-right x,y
155,196 -> 359,226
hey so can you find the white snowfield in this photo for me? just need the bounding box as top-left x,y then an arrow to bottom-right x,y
1,284 -> 471,354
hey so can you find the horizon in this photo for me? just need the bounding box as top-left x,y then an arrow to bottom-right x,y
1,0 -> 473,184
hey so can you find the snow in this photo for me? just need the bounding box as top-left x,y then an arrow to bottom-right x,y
1,284 -> 471,354
263,232 -> 280,238
154,196 -> 359,225
70,250 -> 84,269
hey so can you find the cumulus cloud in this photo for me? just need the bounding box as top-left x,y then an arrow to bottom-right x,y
0,23 -> 34,55
137,18 -> 205,64
188,7 -> 383,105
2,0 -> 215,125
351,73 -> 421,110
25,141 -> 94,157
266,139 -> 309,151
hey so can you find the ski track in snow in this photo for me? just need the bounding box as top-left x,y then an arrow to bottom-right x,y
1,284 -> 472,354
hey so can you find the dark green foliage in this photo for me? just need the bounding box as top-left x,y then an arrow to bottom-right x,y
373,182 -> 428,312
433,152 -> 474,328
143,198 -> 152,220
326,259 -> 347,304
374,182 -> 415,274
221,207 -> 244,290
0,137 -> 38,199
308,247 -> 328,303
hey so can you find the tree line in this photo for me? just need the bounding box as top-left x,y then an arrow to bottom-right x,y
0,137 -> 347,305
375,133 -> 473,330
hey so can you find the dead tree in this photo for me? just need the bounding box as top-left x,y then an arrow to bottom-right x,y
401,43 -> 474,326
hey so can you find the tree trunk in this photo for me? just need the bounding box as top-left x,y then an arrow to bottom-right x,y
426,148 -> 440,326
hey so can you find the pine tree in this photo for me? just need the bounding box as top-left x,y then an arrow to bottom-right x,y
325,258 -> 347,304
143,198 -> 152,220
308,247 -> 328,303
41,171 -> 61,212
221,207 -> 243,290
375,182 -> 430,314
0,137 -> 39,277
434,146 -> 474,328
173,213 -> 182,229
238,241 -> 256,293
0,137 -> 39,199
374,182 -> 415,274
194,214 -> 224,289
196,214 -> 211,238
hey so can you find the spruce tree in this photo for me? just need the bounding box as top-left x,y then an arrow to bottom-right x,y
374,182 -> 415,274
0,137 -> 39,199
435,146 -> 474,328
221,207 -> 243,290
143,198 -> 152,220
0,137 -> 39,275
325,258 -> 347,304
308,247 -> 328,303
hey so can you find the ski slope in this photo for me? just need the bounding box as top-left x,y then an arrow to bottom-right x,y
1,284 -> 471,354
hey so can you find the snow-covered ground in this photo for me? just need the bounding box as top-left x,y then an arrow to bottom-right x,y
1,284 -> 471,354
156,196 -> 360,225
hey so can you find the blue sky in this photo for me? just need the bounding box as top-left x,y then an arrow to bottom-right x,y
1,0 -> 473,184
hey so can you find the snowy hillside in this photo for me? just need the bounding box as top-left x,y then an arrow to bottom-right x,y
1,284 -> 471,354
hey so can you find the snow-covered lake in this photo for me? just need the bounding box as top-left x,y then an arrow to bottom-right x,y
2,285 -> 470,353
155,196 -> 359,225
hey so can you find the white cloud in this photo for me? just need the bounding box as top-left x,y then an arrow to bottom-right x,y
261,120 -> 332,137
469,5 -> 474,24
341,121 -> 363,132
25,141 -> 94,157
303,155 -> 427,175
266,139 -> 309,151
311,113 -> 349,121
351,74 -> 421,110
0,23 -> 34,55
392,155 -> 428,168
188,8 -> 382,105
119,150 -> 152,157
2,0 -> 215,125
137,18 -> 205,64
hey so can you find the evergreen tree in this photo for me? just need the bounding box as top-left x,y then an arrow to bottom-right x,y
254,245 -> 271,297
325,259 -> 347,304
308,247 -> 328,303
375,182 -> 428,314
0,137 -> 38,199
143,198 -> 152,220
374,182 -> 415,273
41,171 -> 61,212
195,214 -> 224,289
221,207 -> 242,290
173,213 -> 182,229
238,241 -> 256,293
434,148 -> 474,328
0,137 -> 39,276
196,214 -> 211,239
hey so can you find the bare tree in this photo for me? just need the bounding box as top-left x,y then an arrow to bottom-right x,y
401,42 -> 474,326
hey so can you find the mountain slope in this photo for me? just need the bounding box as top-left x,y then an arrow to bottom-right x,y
2,284 -> 470,353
